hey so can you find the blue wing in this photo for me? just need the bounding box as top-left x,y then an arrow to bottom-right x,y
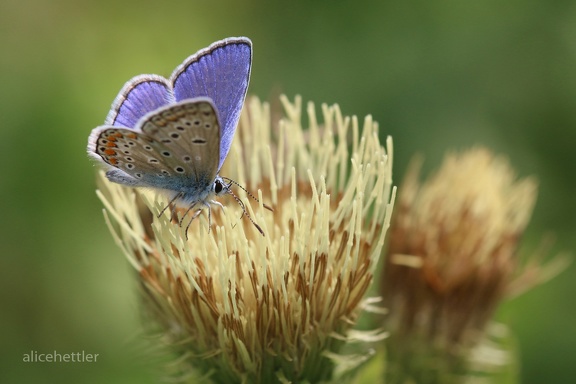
105,74 -> 175,127
170,37 -> 252,170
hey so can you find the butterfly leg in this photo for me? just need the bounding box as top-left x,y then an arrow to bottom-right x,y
158,192 -> 183,219
179,203 -> 198,227
210,200 -> 225,210
183,208 -> 203,240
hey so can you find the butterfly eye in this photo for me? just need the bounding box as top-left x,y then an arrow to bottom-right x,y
214,180 -> 224,194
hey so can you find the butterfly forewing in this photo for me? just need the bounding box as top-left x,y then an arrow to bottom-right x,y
171,37 -> 251,171
140,99 -> 221,184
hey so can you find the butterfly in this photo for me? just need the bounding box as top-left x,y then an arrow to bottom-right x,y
88,37 -> 267,235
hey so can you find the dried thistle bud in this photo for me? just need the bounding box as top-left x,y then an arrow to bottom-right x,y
380,148 -> 561,383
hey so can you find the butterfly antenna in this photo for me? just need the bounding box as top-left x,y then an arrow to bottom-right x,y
235,196 -> 247,219
221,177 -> 274,212
158,192 -> 183,219
224,187 -> 265,236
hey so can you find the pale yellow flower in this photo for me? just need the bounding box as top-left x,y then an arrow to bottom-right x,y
97,95 -> 395,383
381,148 -> 568,383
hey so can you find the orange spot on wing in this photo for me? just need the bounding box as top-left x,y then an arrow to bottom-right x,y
106,141 -> 117,147
127,133 -> 137,139
108,158 -> 118,165
104,149 -> 116,155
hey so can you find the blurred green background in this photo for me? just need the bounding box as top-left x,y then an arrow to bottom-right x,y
1,0 -> 574,382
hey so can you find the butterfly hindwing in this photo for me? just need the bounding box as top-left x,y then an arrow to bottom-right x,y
93,99 -> 221,191
92,126 -> 176,189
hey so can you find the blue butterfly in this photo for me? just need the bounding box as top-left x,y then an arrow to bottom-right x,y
88,37 -> 267,235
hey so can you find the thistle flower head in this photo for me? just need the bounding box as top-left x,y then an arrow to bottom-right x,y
381,147 -> 567,382
98,95 -> 395,383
